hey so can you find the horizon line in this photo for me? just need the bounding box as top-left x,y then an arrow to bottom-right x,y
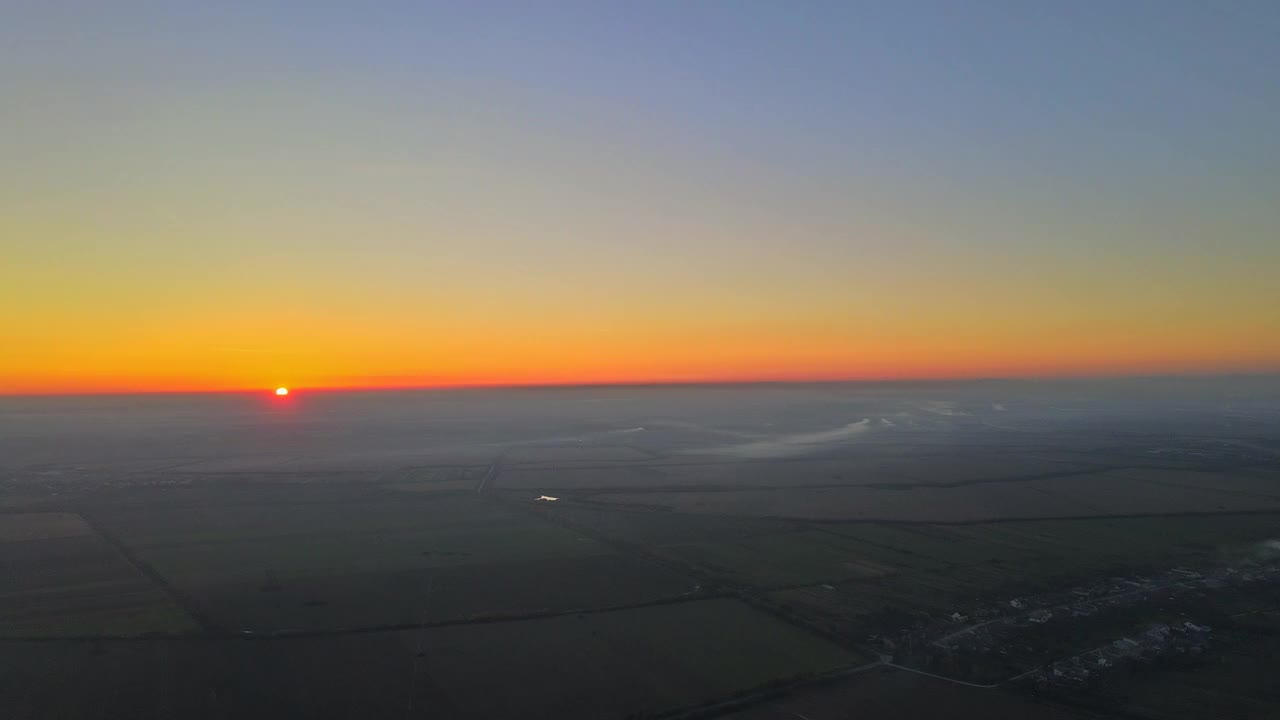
3,369 -> 1278,398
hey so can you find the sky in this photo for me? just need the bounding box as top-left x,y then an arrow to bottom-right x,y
3,1 -> 1279,394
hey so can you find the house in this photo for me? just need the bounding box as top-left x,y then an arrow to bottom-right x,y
1113,638 -> 1140,651
1028,609 -> 1053,624
950,612 -> 968,623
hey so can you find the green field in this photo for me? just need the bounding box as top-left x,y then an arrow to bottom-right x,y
194,553 -> 695,632
88,493 -> 697,632
756,514 -> 1280,641
93,495 -> 609,580
0,513 -> 197,638
658,529 -> 893,587
722,665 -> 1092,720
6,461 -> 1278,716
821,514 -> 1280,585
0,599 -> 858,719
413,598 -> 859,718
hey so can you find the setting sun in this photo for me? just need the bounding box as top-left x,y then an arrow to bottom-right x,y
275,387 -> 289,396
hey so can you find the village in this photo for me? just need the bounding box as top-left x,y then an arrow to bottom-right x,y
869,559 -> 1280,689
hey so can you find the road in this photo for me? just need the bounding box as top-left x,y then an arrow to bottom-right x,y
882,662 -> 1003,689
933,577 -> 1192,648
475,454 -> 503,493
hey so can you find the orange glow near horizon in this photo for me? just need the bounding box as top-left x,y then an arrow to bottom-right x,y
2,276 -> 1280,396
3,4 -> 1279,398
3,337 -> 1278,397
5,219 -> 1278,396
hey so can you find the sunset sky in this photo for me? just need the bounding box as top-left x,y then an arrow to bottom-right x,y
4,2 -> 1279,394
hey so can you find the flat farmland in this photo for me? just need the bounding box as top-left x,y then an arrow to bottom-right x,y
0,599 -> 858,720
0,632 -> 457,720
769,514 -> 1280,639
497,464 -> 667,491
822,514 -> 1280,592
497,452 -> 1095,496
499,453 -> 1097,498
537,503 -> 793,546
411,598 -> 860,719
539,504 -> 1280,601
0,512 -> 95,542
720,665 -> 1091,720
1122,467 -> 1280,500
649,459 -> 901,489
588,466 -> 1280,521
1120,652 -> 1280,720
88,493 -> 696,631
656,529 -> 893,587
0,513 -> 196,638
503,444 -> 655,465
1027,469 -> 1280,515
193,553 -> 695,632
659,453 -> 1095,489
92,495 -> 607,584
588,483 -> 1073,522
381,465 -> 483,493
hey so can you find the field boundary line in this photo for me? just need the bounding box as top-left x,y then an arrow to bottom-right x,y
655,660 -> 887,719
76,510 -> 223,634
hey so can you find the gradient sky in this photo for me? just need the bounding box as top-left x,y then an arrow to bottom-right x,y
4,1 -> 1279,393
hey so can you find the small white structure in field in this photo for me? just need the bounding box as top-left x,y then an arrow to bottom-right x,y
536,495 -> 559,502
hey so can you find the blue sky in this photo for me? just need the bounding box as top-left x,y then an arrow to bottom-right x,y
4,2 -> 1279,391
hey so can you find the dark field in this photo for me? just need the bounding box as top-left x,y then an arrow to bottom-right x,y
721,665 -> 1094,720
2,379 -> 1280,718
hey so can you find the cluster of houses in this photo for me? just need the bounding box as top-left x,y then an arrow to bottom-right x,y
1033,620 -> 1213,689
940,560 -> 1278,646
870,557 -> 1280,684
